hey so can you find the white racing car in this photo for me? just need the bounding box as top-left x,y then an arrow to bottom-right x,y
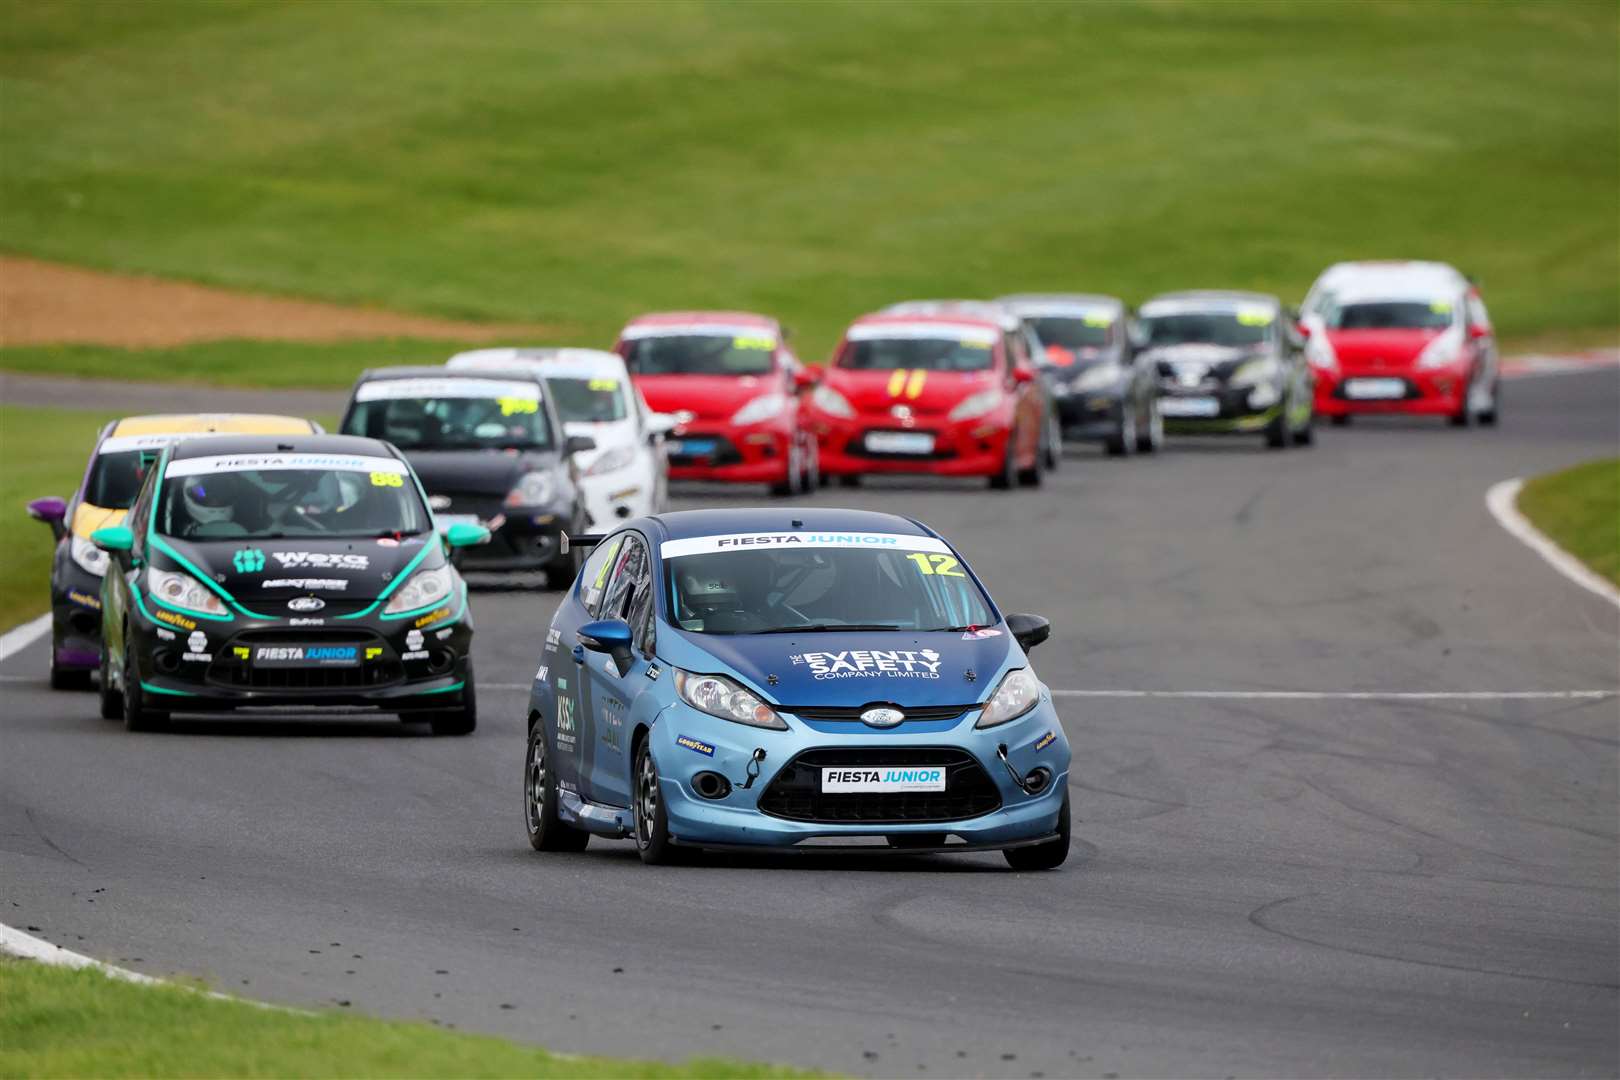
448,348 -> 674,529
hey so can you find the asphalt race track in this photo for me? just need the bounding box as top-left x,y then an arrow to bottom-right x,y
3,369 -> 1616,1078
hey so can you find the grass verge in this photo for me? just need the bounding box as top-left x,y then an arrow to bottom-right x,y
2,1 -> 1615,363
1517,458 -> 1620,588
0,957 -> 813,1078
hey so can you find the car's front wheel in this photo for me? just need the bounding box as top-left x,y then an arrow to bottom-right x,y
121,629 -> 168,733
1003,790 -> 1071,871
98,635 -> 122,720
632,738 -> 679,865
525,720 -> 589,852
1136,396 -> 1164,453
1105,401 -> 1136,457
427,661 -> 477,736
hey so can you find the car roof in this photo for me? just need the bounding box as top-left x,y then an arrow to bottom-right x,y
618,311 -> 778,338
447,347 -> 628,379
165,433 -> 397,461
108,414 -> 315,438
639,507 -> 937,545
1333,280 -> 1466,305
996,293 -> 1125,316
357,364 -> 544,383
1139,290 -> 1281,313
843,310 -> 1005,339
1313,260 -> 1465,286
881,299 -> 1023,331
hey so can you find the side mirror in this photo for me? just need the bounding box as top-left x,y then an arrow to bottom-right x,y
1011,366 -> 1035,385
27,496 -> 68,541
1295,322 -> 1312,338
564,435 -> 597,456
578,618 -> 635,676
1467,324 -> 1490,340
90,525 -> 134,553
645,412 -> 679,437
1004,613 -> 1050,652
792,367 -> 819,391
443,521 -> 490,548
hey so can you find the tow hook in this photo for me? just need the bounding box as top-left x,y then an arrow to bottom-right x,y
996,743 -> 1051,795
740,747 -> 767,790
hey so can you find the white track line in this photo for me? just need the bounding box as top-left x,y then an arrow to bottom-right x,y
1487,478 -> 1620,611
0,613 -> 51,663
0,921 -> 164,985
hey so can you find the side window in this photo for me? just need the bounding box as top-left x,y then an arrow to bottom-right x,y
128,461 -> 160,562
578,533 -> 626,616
627,555 -> 656,656
600,534 -> 647,623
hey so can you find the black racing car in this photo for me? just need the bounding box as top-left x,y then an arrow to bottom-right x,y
340,367 -> 595,587
1135,291 -> 1315,448
998,293 -> 1162,456
91,434 -> 485,734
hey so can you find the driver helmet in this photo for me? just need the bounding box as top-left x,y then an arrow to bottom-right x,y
182,475 -> 240,527
678,569 -> 741,616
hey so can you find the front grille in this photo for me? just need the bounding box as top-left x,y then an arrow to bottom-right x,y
669,437 -> 742,466
848,431 -> 956,461
781,704 -> 972,723
758,747 -> 1001,824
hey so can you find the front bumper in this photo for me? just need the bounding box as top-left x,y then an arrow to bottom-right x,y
809,411 -> 1012,477
1314,365 -> 1467,416
1051,388 -> 1124,440
1159,383 -> 1281,433
127,584 -> 474,711
51,558 -> 106,670
665,420 -> 793,485
648,698 -> 1069,848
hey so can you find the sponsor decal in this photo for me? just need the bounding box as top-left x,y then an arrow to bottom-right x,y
1035,730 -> 1057,751
166,453 -> 407,478
556,692 -> 577,752
287,597 -> 325,612
544,627 -> 562,652
885,369 -> 928,400
621,322 -> 776,342
232,548 -> 265,573
822,767 -> 945,793
413,606 -> 452,629
676,735 -> 715,757
353,377 -> 541,404
182,651 -> 212,663
405,629 -> 424,651
67,588 -> 101,610
289,617 -> 325,626
961,627 -> 1002,640
600,701 -> 623,751
535,664 -> 548,683
370,471 -> 404,487
661,532 -> 951,559
272,552 -> 369,571
428,494 -> 453,511
376,537 -> 400,548
263,578 -> 347,590
645,663 -> 661,681
252,645 -> 358,665
789,649 -> 942,681
98,430 -> 256,454
233,646 -> 250,660
846,322 -> 999,345
435,627 -> 453,640
153,609 -> 197,631
155,627 -> 177,641
364,647 -> 383,660
187,631 -> 208,652
402,649 -> 429,661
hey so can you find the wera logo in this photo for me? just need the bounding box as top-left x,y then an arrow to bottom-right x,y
233,548 -> 265,573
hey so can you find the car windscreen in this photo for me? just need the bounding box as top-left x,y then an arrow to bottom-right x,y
1327,300 -> 1453,331
837,336 -> 995,372
660,533 -> 995,635
548,376 -> 628,422
156,452 -> 429,541
1027,315 -> 1112,349
85,450 -> 155,508
343,377 -> 553,451
623,333 -> 775,376
1139,308 -> 1273,348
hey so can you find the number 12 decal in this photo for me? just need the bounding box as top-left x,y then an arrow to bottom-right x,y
907,553 -> 965,577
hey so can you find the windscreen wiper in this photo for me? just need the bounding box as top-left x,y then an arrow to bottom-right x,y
756,623 -> 903,634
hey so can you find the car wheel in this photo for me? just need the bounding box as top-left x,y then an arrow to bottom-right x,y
50,642 -> 91,691
989,437 -> 1017,490
1292,403 -> 1315,446
525,720 -> 589,852
632,738 -> 679,865
1042,414 -> 1061,472
1479,379 -> 1501,426
1264,394 -> 1290,449
122,629 -> 168,733
1105,401 -> 1136,457
427,661 -> 477,736
1449,370 -> 1477,427
1329,414 -> 1351,427
1136,397 -> 1164,453
98,635 -> 122,720
1003,790 -> 1071,871
801,439 -> 819,492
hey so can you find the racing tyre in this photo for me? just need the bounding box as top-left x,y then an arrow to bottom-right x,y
1292,408 -> 1315,446
1043,415 -> 1062,472
1479,380 -> 1501,426
1017,438 -> 1043,487
1003,790 -> 1071,872
1449,374 -> 1477,427
989,440 -> 1017,490
1136,397 -> 1164,454
121,631 -> 168,733
427,662 -> 477,736
1264,400 -> 1290,449
1329,415 -> 1351,427
801,441 -> 819,493
98,637 -> 122,720
525,720 -> 589,851
632,738 -> 680,865
1105,402 -> 1135,457
769,444 -> 802,497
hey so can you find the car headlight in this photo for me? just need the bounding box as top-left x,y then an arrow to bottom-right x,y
1230,357 -> 1281,386
583,445 -> 637,477
384,564 -> 454,615
975,667 -> 1042,729
69,535 -> 110,577
146,566 -> 227,617
730,393 -> 788,426
503,471 -> 555,508
674,669 -> 787,730
1416,333 -> 1462,370
810,384 -> 854,419
948,388 -> 1003,422
1072,362 -> 1121,393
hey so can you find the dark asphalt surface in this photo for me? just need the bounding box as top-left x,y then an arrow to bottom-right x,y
3,369 -> 1617,1077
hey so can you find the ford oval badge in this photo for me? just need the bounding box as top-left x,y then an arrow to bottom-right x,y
860,706 -> 904,729
428,494 -> 452,510
287,597 -> 325,612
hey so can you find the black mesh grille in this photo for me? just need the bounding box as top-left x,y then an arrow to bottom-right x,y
781,704 -> 971,723
758,747 -> 1000,824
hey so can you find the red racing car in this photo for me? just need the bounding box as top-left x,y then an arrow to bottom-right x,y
614,312 -> 818,495
1302,261 -> 1500,426
802,311 -> 1047,488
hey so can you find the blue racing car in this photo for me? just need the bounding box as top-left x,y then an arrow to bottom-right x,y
523,508 -> 1071,869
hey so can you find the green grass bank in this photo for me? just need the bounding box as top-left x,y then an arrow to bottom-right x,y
0,958 -> 814,1079
2,1 -> 1616,365
1518,458 -> 1620,588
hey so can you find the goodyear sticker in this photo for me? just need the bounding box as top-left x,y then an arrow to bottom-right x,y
67,589 -> 101,610
1035,730 -> 1056,751
677,735 -> 715,757
414,606 -> 452,629
153,609 -> 197,632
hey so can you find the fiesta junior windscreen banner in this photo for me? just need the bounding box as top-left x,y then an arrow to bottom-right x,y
164,453 -> 410,478
352,378 -> 542,403
659,531 -> 953,559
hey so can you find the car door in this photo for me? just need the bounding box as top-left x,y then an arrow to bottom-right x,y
578,531 -> 655,809
551,532 -> 625,799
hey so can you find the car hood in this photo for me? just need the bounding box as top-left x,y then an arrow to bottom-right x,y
1143,343 -> 1261,383
156,533 -> 441,607
71,502 -> 128,540
399,448 -> 562,499
635,374 -> 774,422
822,368 -> 997,416
1325,328 -> 1441,365
682,628 -> 1013,709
